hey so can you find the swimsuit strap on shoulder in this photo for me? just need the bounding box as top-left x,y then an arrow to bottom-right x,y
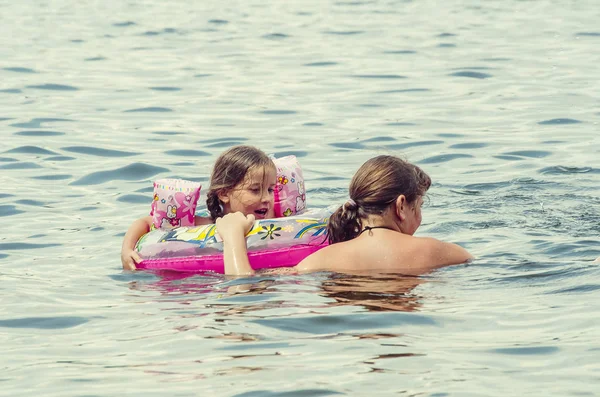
358,226 -> 392,236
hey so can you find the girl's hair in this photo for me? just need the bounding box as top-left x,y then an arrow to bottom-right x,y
206,145 -> 275,220
327,155 -> 431,244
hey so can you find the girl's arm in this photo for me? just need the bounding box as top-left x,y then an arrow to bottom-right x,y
121,216 -> 153,270
216,212 -> 256,276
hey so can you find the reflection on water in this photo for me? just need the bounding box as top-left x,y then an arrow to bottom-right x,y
320,273 -> 425,312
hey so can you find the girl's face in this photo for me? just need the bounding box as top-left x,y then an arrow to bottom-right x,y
219,165 -> 277,219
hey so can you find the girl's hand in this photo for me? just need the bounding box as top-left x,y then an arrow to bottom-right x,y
216,212 -> 256,276
216,212 -> 256,241
121,248 -> 142,271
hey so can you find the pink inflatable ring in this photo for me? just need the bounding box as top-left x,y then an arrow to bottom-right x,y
135,206 -> 333,273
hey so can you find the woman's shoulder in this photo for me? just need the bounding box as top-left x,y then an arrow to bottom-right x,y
295,241 -> 354,272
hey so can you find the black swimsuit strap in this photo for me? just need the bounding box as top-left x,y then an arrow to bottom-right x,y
358,226 -> 393,236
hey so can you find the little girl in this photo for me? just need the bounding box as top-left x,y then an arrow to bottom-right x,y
121,145 -> 277,270
217,155 -> 473,276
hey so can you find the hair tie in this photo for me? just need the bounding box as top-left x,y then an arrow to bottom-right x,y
341,198 -> 357,217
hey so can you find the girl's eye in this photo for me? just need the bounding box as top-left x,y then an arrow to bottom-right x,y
268,188 -> 274,194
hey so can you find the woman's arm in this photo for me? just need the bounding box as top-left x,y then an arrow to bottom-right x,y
121,216 -> 153,270
421,237 -> 473,268
216,212 -> 256,276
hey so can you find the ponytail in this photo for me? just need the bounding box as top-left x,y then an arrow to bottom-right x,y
327,200 -> 362,244
206,191 -> 224,221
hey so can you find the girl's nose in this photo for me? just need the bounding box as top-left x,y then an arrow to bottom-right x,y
261,189 -> 270,202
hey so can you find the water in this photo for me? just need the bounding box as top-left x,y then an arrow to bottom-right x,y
1,0 -> 599,395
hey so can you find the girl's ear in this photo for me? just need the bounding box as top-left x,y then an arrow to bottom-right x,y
218,190 -> 230,204
395,195 -> 407,222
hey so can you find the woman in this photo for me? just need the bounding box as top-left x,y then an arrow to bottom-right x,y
217,155 -> 473,276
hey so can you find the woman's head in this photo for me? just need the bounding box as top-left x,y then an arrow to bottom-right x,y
327,155 -> 431,244
206,146 -> 277,220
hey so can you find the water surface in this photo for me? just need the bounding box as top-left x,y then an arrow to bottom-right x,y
1,0 -> 599,396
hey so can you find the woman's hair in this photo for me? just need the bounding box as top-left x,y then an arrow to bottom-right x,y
327,155 -> 431,244
206,145 -> 275,220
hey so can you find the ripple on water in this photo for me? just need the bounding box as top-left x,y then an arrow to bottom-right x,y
149,87 -> 181,91
481,57 -> 511,62
85,56 -> 106,61
490,346 -> 560,355
262,33 -> 289,40
0,316 -> 88,329
419,153 -> 474,164
503,150 -> 552,158
208,19 -> 229,25
260,110 -> 297,115
113,21 -> 136,27
0,162 -> 42,170
302,122 -> 324,126
0,89 -> 22,94
0,205 -> 25,217
135,186 -> 155,194
576,32 -> 600,37
538,118 -> 582,125
206,141 -> 248,149
0,157 -> 17,162
272,150 -> 309,158
4,146 -> 58,155
251,312 -> 437,334
71,163 -> 169,185
152,131 -> 186,136
117,194 -> 150,204
383,50 -> 417,54
303,61 -> 338,67
124,107 -> 173,112
386,122 -> 417,126
386,140 -> 444,150
351,74 -> 406,79
44,156 -> 75,161
539,166 -> 596,175
233,389 -> 343,397
377,88 -> 430,94
329,142 -> 367,150
10,118 -> 73,128
164,149 -> 210,156
3,67 -> 36,73
323,30 -> 364,35
199,137 -> 248,144
62,146 -> 138,157
362,136 -> 397,143
15,199 -> 47,206
449,142 -> 488,149
494,155 -> 523,161
26,84 -> 79,91
0,242 -> 61,250
449,71 -> 492,79
31,174 -> 73,180
14,130 -> 65,137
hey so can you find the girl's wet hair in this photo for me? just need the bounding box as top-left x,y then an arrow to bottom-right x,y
327,155 -> 431,244
206,145 -> 275,220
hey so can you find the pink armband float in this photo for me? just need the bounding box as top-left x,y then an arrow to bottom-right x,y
272,155 -> 306,217
150,179 -> 201,230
